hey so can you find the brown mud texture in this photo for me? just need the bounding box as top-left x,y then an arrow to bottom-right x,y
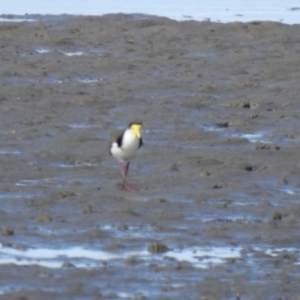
0,14 -> 300,299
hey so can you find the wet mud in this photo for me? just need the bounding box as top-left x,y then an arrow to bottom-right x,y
0,14 -> 300,299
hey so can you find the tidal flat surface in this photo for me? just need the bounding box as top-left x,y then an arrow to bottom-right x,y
0,14 -> 300,299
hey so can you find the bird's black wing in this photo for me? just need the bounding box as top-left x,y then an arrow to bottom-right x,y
116,132 -> 124,148
139,138 -> 143,149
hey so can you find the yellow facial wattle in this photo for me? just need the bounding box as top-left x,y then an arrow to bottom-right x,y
130,124 -> 142,138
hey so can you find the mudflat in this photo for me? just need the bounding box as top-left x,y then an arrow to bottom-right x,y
0,14 -> 300,299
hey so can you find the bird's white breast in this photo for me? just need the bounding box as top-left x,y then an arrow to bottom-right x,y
111,129 -> 140,163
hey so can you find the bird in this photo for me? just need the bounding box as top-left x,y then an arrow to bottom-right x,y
109,122 -> 143,191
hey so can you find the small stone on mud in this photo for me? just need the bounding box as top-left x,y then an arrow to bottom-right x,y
33,214 -> 52,223
1,242 -> 12,248
15,244 -> 28,250
148,242 -> 169,254
2,228 -> 14,236
168,163 -> 180,171
216,122 -> 229,128
148,198 -> 167,203
200,84 -> 216,92
83,204 -> 93,214
235,292 -> 241,300
243,164 -> 253,171
22,119 -> 35,126
271,211 -> 282,221
278,252 -> 296,261
249,114 -> 259,119
89,229 -> 108,239
159,198 -> 167,203
126,210 -> 140,217
278,178 -> 288,185
125,257 -> 140,266
239,102 -> 249,108
62,261 -> 75,268
58,191 -> 77,198
200,170 -> 210,177
255,143 -> 280,150
225,101 -> 257,109
213,183 -> 223,189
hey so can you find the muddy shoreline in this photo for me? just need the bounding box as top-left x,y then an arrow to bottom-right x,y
0,14 -> 300,299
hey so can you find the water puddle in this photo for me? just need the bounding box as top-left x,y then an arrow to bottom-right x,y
89,47 -> 106,55
2,75 -> 102,86
229,132 -> 271,143
199,123 -> 272,144
53,161 -> 95,168
0,17 -> 36,22
75,77 -> 99,83
125,194 -> 193,204
0,243 -> 242,269
265,247 -> 300,257
15,177 -> 67,188
250,246 -> 300,264
35,47 -> 51,54
59,50 -> 83,56
183,50 -> 224,57
15,179 -> 41,187
0,148 -> 22,154
34,47 -> 106,56
165,246 -> 241,268
100,224 -> 155,239
207,123 -> 300,146
204,197 -> 256,207
67,122 -> 101,129
279,187 -> 300,196
193,214 -> 265,224
0,286 -> 59,296
201,125 -> 226,133
2,76 -> 62,86
0,192 -> 38,200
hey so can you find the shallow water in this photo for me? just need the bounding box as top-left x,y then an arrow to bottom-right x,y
1,0 -> 300,24
0,243 -> 243,269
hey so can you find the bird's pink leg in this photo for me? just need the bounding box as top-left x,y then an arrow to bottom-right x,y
119,162 -> 134,191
